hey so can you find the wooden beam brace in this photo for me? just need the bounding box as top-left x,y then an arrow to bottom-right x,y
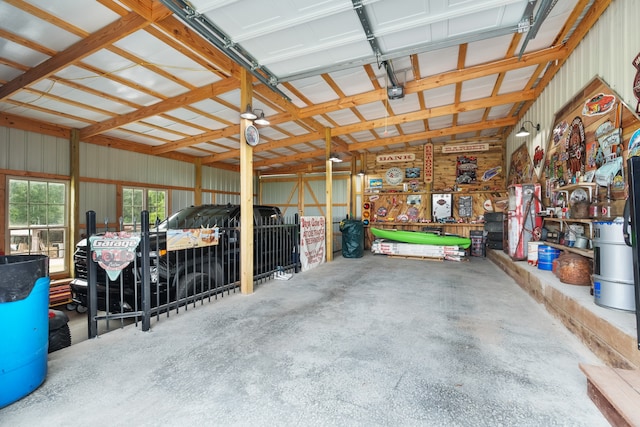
0,12 -> 148,100
80,79 -> 238,139
298,46 -> 563,118
348,117 -> 517,151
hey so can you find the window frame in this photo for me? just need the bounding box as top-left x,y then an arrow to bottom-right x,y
6,176 -> 69,275
121,186 -> 168,228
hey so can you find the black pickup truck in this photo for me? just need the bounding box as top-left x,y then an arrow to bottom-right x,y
70,204 -> 298,313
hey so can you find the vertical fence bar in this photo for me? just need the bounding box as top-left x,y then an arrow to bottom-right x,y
140,210 -> 151,331
294,214 -> 300,273
86,210 -> 98,339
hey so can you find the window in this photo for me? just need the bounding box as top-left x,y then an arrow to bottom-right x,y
7,178 -> 68,274
122,187 -> 167,228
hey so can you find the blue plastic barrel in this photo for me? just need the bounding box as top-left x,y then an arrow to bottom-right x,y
538,245 -> 560,271
0,255 -> 49,409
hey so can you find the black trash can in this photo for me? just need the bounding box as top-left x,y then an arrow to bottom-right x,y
340,219 -> 364,258
0,255 -> 50,408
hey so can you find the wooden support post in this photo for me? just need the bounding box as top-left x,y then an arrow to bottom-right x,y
325,128 -> 333,262
298,172 -> 304,216
69,129 -> 80,274
194,158 -> 202,205
240,68 -> 254,294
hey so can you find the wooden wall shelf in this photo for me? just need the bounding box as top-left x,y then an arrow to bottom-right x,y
542,217 -> 594,258
542,242 -> 593,259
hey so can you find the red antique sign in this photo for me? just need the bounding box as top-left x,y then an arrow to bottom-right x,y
424,143 -> 433,183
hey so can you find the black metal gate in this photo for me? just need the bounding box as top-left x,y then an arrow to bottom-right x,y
81,209 -> 300,338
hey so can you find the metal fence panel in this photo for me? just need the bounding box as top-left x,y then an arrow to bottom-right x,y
79,210 -> 300,337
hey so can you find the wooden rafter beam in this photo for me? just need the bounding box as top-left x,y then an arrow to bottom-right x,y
297,45 -> 565,119
198,89 -> 532,165
79,79 -> 239,138
330,89 -> 533,137
347,117 -> 516,152
1,111 -> 70,139
117,0 -> 174,21
0,12 -> 148,100
517,0 -> 612,121
151,111 -> 295,155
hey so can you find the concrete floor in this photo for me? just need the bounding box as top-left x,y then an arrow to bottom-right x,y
1,253 -> 609,426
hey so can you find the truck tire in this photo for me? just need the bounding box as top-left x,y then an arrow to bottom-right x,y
49,324 -> 71,353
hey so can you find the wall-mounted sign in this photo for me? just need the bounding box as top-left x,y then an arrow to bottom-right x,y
166,227 -> 219,251
300,216 -> 325,272
376,153 -> 415,163
442,143 -> 489,153
90,232 -> 140,281
423,143 -> 433,183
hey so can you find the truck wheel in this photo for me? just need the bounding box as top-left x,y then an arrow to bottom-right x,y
177,261 -> 223,301
203,261 -> 224,290
177,272 -> 208,300
49,324 -> 72,353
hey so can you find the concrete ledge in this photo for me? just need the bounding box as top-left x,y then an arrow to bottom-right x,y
487,249 -> 639,370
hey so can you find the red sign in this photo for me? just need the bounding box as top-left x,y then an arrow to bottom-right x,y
424,143 -> 433,183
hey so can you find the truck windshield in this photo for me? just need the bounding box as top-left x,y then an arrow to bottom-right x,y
157,205 -> 237,230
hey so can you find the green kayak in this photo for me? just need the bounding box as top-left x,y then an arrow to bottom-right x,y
370,227 -> 472,249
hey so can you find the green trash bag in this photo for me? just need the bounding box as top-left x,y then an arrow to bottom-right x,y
340,219 -> 364,258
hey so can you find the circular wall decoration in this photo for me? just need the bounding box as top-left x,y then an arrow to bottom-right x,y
385,167 -> 403,185
245,125 -> 260,146
566,116 -> 585,175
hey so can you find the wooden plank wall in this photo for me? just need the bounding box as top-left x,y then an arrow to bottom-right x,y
431,140 -> 505,192
541,77 -> 640,207
363,142 -> 507,222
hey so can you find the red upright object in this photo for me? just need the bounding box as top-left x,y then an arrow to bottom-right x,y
507,183 -> 542,260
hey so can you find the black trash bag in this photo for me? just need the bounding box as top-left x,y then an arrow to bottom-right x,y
0,255 -> 49,302
340,219 -> 364,258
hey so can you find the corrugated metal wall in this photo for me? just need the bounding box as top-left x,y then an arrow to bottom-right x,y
507,0 -> 640,171
78,182 -> 116,226
260,173 -> 349,252
201,166 -> 242,205
259,174 -> 350,220
260,179 -> 299,217
80,144 -> 194,187
0,127 -> 70,174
